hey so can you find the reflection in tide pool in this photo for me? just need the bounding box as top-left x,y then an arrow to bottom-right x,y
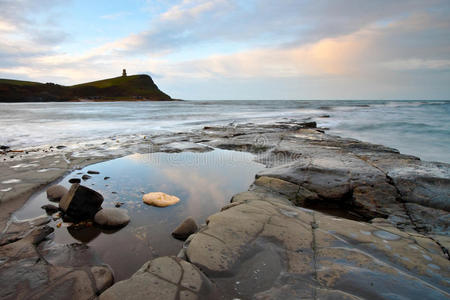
14,149 -> 264,280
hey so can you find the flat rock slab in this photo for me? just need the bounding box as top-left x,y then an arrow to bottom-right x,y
100,256 -> 217,300
0,217 -> 113,299
185,181 -> 450,299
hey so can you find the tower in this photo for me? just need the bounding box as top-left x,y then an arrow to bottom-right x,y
122,69 -> 127,77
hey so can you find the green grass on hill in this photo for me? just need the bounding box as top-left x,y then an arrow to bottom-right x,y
70,75 -> 143,88
0,78 -> 42,86
0,74 -> 172,102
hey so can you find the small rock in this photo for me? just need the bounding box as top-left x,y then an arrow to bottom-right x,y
143,192 -> 180,207
172,217 -> 198,240
46,185 -> 68,201
59,184 -> 104,220
94,208 -> 130,227
87,170 -> 100,174
69,178 -> 81,184
0,145 -> 10,150
104,176 -> 110,180
300,121 -> 317,128
56,145 -> 66,149
41,204 -> 59,214
82,175 -> 91,180
114,202 -> 124,208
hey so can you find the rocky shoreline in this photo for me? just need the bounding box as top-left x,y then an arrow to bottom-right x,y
0,120 -> 449,299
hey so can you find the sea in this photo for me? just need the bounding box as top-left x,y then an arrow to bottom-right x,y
0,100 -> 449,163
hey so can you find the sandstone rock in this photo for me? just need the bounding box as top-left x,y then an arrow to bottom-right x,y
59,183 -> 103,220
94,208 -> 130,227
172,217 -> 198,240
99,256 -> 216,300
46,184 -> 68,201
160,142 -> 213,153
0,218 -> 113,300
185,187 -> 450,299
91,266 -> 115,293
143,192 -> 180,207
41,204 -> 59,214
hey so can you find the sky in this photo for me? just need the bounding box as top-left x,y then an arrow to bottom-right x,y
0,0 -> 449,100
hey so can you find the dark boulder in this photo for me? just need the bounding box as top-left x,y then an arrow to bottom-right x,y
300,121 -> 317,128
59,184 -> 103,220
172,217 -> 198,240
69,178 -> 81,184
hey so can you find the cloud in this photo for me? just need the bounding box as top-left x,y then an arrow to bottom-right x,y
0,0 -> 449,99
160,0 -> 228,21
382,59 -> 450,71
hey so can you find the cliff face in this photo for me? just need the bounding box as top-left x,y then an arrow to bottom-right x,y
0,75 -> 172,102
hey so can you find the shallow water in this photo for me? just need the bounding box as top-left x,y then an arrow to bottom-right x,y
14,149 -> 264,280
1,100 -> 449,163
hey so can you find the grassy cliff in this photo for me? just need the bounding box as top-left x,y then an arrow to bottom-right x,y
0,75 -> 172,102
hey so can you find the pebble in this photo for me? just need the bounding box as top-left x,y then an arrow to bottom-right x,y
82,175 -> 91,180
69,178 -> 81,184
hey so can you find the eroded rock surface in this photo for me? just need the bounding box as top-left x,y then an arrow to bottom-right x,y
198,122 -> 449,239
0,215 -> 113,299
100,256 -> 217,300
1,120 -> 449,299
185,182 -> 450,299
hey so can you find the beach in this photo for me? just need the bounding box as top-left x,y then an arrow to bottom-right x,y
0,108 -> 449,298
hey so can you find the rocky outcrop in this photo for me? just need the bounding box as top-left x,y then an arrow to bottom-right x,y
99,256 -> 217,300
2,119 -> 449,299
197,123 -> 449,238
0,216 -> 114,299
184,181 -> 449,299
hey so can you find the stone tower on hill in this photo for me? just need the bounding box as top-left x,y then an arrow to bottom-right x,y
122,69 -> 127,77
